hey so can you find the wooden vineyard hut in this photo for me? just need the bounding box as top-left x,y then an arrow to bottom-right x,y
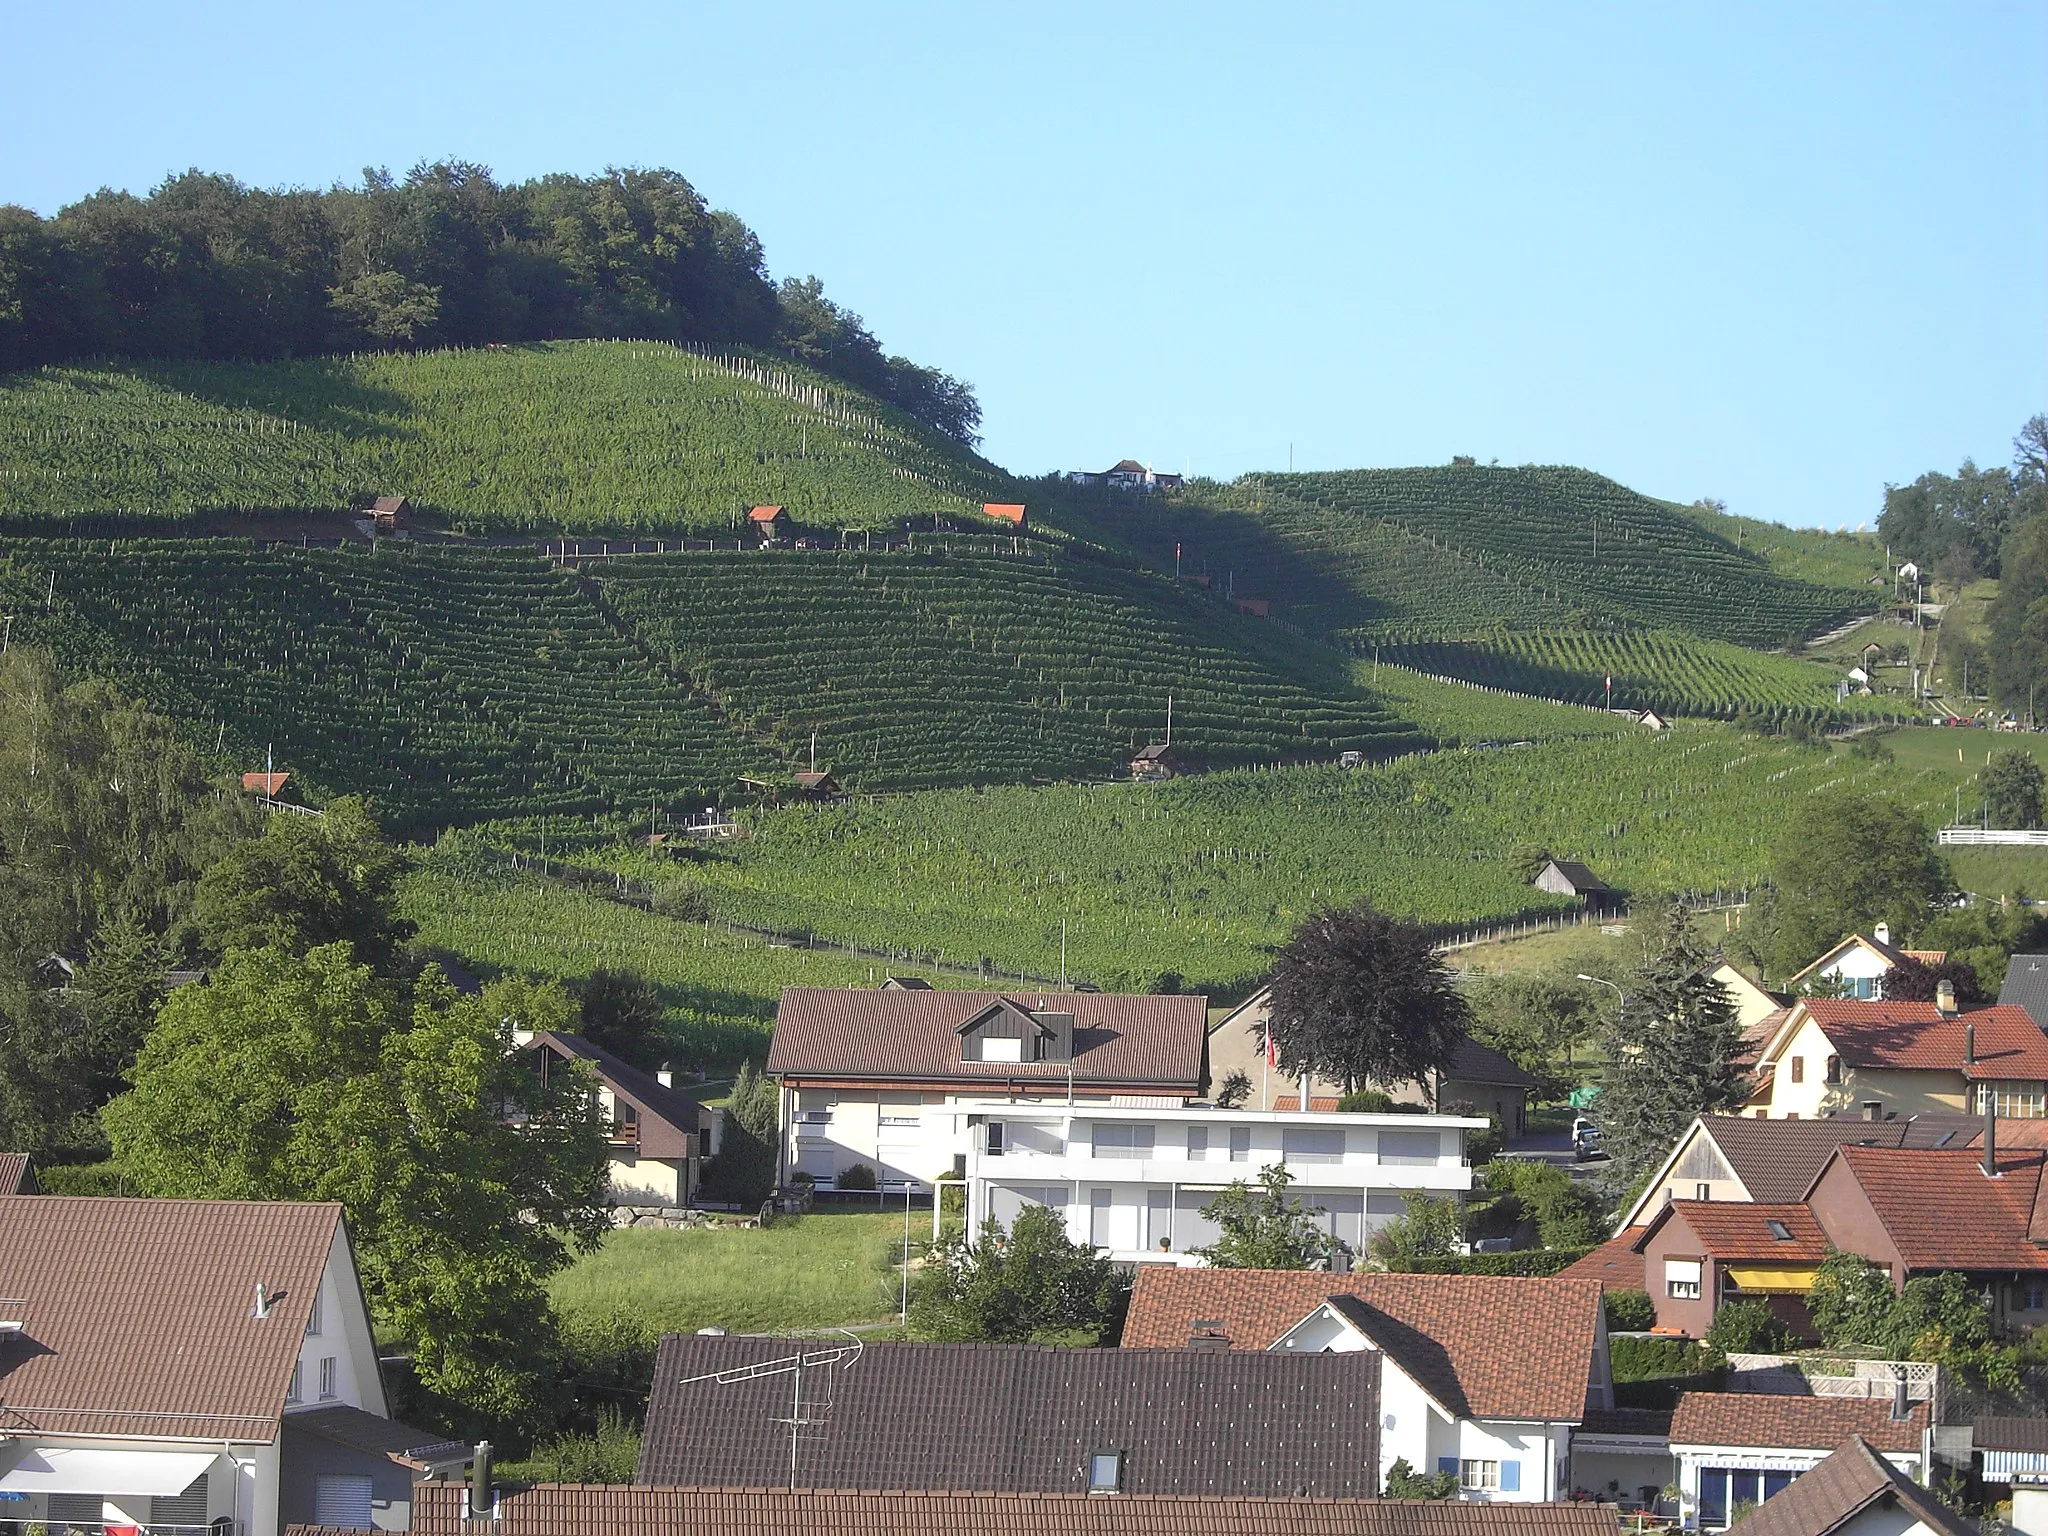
367,495 -> 411,535
1130,743 -> 1181,781
1532,858 -> 1615,913
794,770 -> 842,799
981,503 -> 1028,529
748,505 -> 792,544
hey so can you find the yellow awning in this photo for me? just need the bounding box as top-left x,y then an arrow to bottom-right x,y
1725,1265 -> 1820,1294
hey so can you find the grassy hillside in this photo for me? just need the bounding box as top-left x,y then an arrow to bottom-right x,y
531,724 -> 1962,992
1672,499 -> 1884,590
1058,465 -> 1877,650
596,548 -> 1420,787
0,539 -> 1425,828
1376,629 -> 1909,721
0,341 -> 1011,533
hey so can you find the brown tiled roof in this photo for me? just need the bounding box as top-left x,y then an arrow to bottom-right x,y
1976,1415 -> 2048,1453
396,1482 -> 1627,1536
0,1195 -> 342,1438
370,496 -> 409,515
766,988 -> 1206,1089
0,1153 -> 37,1194
1440,1035 -> 1538,1090
638,1337 -> 1379,1495
1724,1436 -> 1967,1536
1690,1115 -> 1965,1206
1795,999 -> 2048,1080
1820,1145 -> 2048,1271
1731,1011 -> 1790,1069
1659,1202 -> 1829,1262
241,771 -> 291,795
529,1032 -> 704,1158
1669,1393 -> 1928,1454
1543,861 -> 1609,892
982,503 -> 1027,525
1123,1270 -> 1603,1423
1560,1228 -> 1647,1291
1579,1408 -> 1674,1438
747,504 -> 786,521
282,1403 -> 469,1468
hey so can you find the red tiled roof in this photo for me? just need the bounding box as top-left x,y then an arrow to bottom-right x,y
1123,1269 -> 1604,1423
0,1196 -> 342,1438
1731,1010 -> 1790,1069
1796,1000 -> 2048,1080
1272,1096 -> 1343,1112
1660,1201 -> 1829,1262
747,505 -> 786,521
1670,1393 -> 1928,1454
1724,1436 -> 1968,1536
241,771 -> 290,795
767,988 -> 1206,1089
394,1483 -> 1628,1536
981,503 -> 1027,525
1560,1228 -> 1647,1291
1820,1145 -> 2048,1271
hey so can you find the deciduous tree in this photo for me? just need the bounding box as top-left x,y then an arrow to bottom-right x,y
1194,1164 -> 1347,1269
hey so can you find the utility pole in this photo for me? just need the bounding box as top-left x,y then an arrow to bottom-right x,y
1165,695 -> 1173,747
1060,919 -> 1068,987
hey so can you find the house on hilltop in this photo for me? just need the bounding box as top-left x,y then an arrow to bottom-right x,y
1066,460 -> 1184,493
0,1196 -> 467,1536
1784,926 -> 1945,1000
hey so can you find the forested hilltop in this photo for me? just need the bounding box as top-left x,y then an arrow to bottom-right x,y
0,162 -> 981,441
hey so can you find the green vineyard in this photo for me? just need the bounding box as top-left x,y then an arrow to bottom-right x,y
597,549 -> 1422,788
1373,629 -> 1909,721
1061,464 -> 1879,650
0,341 -> 1012,533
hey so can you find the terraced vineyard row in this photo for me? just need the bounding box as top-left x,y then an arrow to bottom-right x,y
0,340 -> 1012,533
1372,630 -> 1908,722
597,549 -> 1424,786
0,541 -> 778,829
1270,466 -> 1876,646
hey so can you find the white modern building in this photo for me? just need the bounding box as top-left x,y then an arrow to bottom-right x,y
963,1100 -> 1481,1262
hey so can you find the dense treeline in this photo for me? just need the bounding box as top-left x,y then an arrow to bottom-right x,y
1876,415 -> 2046,583
0,162 -> 981,442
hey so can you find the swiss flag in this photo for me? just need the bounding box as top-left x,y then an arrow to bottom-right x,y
1266,1025 -> 1277,1067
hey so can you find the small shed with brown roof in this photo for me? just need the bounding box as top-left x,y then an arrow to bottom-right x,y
747,505 -> 791,542
366,495 -> 411,535
242,770 -> 293,799
1130,742 -> 1181,780
981,502 -> 1027,528
387,1481 -> 1629,1536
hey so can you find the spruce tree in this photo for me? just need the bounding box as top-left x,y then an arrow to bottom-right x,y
1597,904 -> 1745,1196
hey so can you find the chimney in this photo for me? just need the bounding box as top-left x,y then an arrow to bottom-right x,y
250,1282 -> 273,1320
1985,1097 -> 1999,1179
1874,921 -> 1891,946
1187,1322 -> 1231,1352
468,1440 -> 493,1520
656,1063 -> 673,1089
1937,981 -> 1959,1018
1890,1370 -> 1910,1421
1863,1102 -> 1883,1122
1965,1021 -> 1975,1062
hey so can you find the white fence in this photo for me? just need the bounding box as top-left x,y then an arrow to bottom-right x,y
1938,827 -> 2048,846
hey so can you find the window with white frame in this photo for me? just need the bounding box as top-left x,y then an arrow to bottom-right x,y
287,1359 -> 304,1403
1186,1125 -> 1208,1161
305,1287 -> 323,1337
1282,1126 -> 1345,1163
1977,1081 -> 2048,1119
1665,1258 -> 1703,1300
981,1035 -> 1023,1063
1090,1123 -> 1155,1159
1228,1125 -> 1251,1163
318,1355 -> 338,1400
985,1121 -> 1006,1156
1461,1460 -> 1500,1491
1088,1448 -> 1123,1493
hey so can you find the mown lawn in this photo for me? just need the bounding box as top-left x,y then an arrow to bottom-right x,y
548,1211 -> 909,1336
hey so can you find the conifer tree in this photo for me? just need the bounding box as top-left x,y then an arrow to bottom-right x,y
1597,904 -> 1744,1195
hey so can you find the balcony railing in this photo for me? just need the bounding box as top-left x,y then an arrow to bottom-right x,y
33,1523 -> 243,1536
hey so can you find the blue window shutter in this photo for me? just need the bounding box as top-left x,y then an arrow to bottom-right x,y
1437,1458 -> 1458,1477
1501,1460 -> 1521,1492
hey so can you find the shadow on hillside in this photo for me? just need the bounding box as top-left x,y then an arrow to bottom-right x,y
127,354 -> 417,441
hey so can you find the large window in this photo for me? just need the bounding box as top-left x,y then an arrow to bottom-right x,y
1186,1125 -> 1209,1161
1697,1468 -> 1795,1529
1665,1258 -> 1704,1301
1228,1126 -> 1251,1163
1978,1082 -> 2048,1119
981,1035 -> 1023,1062
1378,1130 -> 1441,1166
1282,1126 -> 1346,1163
1091,1123 -> 1156,1159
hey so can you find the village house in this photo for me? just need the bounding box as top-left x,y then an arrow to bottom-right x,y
961,1099 -> 1481,1263
1120,1269 -> 1611,1503
1531,860 -> 1616,913
1713,965 -> 1790,1034
1744,990 -> 2048,1120
1668,1396 -> 1931,1532
385,1482 -> 1629,1536
1207,988 -> 1536,1135
1784,926 -> 1945,1000
1803,1140 -> 2048,1332
520,1032 -> 721,1208
1622,1200 -> 1830,1338
1066,460 -> 1184,493
1976,1416 -> 2048,1490
1721,1435 -> 1968,1536
0,1196 -> 467,1536
636,1334 -> 1382,1496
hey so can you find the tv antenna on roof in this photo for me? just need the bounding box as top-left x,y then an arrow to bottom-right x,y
675,1329 -> 865,1488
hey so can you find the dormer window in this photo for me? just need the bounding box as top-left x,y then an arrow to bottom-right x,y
982,1035 -> 1023,1063
1088,1448 -> 1123,1494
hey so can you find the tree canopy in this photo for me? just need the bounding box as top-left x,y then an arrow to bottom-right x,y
1263,901 -> 1469,1093
1193,1164 -> 1348,1269
911,1205 -> 1129,1344
0,163 -> 980,443
103,946 -> 610,1425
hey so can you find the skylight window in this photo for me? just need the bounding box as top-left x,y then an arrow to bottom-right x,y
1088,1449 -> 1123,1494
1765,1219 -> 1794,1242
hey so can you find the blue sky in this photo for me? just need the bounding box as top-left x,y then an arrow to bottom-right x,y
4,2 -> 2042,528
